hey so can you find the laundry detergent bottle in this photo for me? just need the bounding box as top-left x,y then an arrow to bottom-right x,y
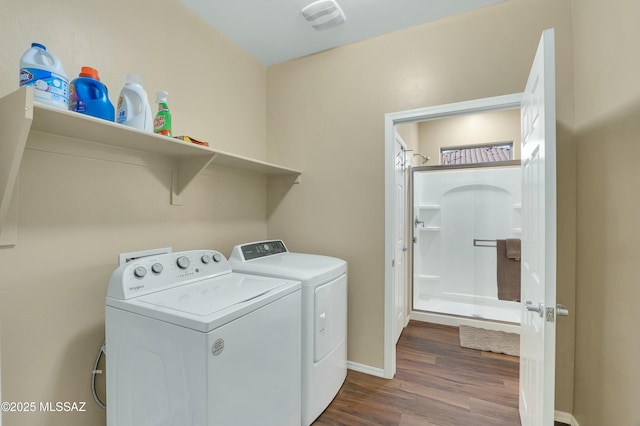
116,74 -> 153,131
153,91 -> 172,137
69,66 -> 115,121
19,42 -> 69,109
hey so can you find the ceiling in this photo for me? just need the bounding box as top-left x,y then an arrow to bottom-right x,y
179,0 -> 505,66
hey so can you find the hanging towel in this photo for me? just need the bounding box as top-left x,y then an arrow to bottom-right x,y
496,239 -> 521,302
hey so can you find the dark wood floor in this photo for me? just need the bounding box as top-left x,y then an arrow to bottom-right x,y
314,320 -> 521,426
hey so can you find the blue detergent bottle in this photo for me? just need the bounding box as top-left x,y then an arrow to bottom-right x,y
69,66 -> 115,121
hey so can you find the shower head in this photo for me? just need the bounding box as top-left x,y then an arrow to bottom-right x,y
413,153 -> 431,164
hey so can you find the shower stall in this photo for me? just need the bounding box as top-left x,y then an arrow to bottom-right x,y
412,163 -> 521,325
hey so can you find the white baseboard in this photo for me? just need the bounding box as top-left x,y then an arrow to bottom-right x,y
347,360 -> 386,378
555,410 -> 579,425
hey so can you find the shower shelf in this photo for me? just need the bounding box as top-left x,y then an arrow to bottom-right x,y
417,204 -> 441,210
513,204 -> 522,209
415,274 -> 441,280
513,228 -> 522,233
418,226 -> 441,232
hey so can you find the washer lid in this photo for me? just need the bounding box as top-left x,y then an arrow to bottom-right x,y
137,274 -> 282,316
107,273 -> 300,332
229,252 -> 347,286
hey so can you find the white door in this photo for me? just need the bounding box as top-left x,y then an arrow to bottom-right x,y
519,28 -> 557,426
393,131 -> 407,343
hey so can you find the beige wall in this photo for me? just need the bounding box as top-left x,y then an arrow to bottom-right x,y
418,109 -> 521,163
0,1 -> 268,425
572,0 -> 640,424
0,0 -> 266,159
267,0 -> 576,413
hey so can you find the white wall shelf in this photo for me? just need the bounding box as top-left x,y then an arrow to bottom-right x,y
0,87 -> 302,246
417,204 -> 441,210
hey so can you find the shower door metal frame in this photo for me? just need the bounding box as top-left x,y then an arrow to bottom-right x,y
409,160 -> 521,316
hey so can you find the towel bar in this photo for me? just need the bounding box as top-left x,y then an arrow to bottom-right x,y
473,239 -> 497,247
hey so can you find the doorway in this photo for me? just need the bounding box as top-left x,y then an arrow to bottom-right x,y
384,93 -> 523,379
407,108 -> 522,327
385,29 -> 558,425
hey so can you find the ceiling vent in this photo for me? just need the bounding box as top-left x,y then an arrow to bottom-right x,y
301,0 -> 346,31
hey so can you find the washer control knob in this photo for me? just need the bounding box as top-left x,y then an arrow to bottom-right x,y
201,255 -> 211,264
151,263 -> 163,274
176,256 -> 190,269
212,253 -> 222,263
133,266 -> 147,278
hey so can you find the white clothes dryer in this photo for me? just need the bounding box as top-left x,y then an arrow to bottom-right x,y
105,249 -> 302,426
229,240 -> 347,426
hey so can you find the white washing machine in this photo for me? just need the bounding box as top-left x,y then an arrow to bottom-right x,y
229,240 -> 347,426
105,249 -> 302,426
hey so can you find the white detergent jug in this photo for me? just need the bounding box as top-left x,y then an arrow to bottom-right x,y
19,42 -> 69,109
116,74 -> 153,131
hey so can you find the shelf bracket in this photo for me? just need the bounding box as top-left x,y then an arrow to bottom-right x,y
0,87 -> 33,246
0,187 -> 18,247
171,153 -> 217,205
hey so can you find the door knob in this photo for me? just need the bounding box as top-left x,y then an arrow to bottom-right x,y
525,300 -> 544,318
525,301 -> 570,320
556,304 -> 569,316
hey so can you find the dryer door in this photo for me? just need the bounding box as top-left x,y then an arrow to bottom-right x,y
314,274 -> 348,362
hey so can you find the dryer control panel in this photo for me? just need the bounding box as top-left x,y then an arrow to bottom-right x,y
107,250 -> 230,299
234,240 -> 288,261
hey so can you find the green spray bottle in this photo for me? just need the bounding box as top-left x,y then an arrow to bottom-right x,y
153,91 -> 172,137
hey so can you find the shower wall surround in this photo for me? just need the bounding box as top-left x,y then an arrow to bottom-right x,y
413,165 -> 521,323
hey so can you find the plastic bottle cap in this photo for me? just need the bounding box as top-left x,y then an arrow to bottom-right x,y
155,91 -> 169,102
31,42 -> 46,50
126,74 -> 143,85
79,66 -> 100,80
